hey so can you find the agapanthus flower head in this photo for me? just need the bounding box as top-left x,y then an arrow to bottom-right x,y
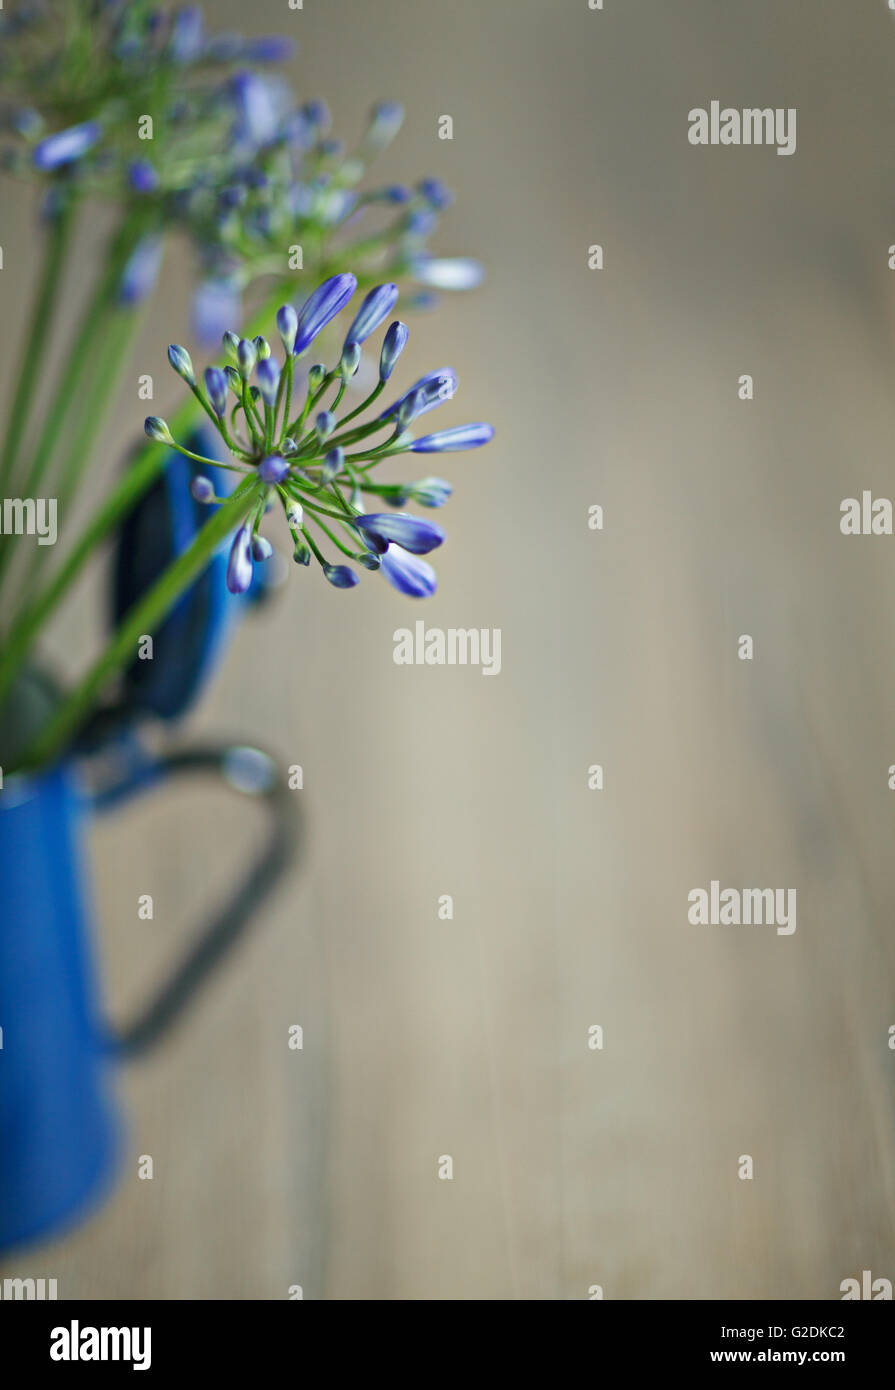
152,271 -> 492,597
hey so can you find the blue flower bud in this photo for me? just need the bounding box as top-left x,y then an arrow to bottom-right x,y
397,389 -> 426,430
406,208 -> 436,237
358,551 -> 382,571
127,159 -> 158,194
320,446 -> 343,483
169,6 -> 204,63
144,416 -> 174,444
353,512 -> 445,555
407,477 -> 453,507
256,358 -> 281,407
222,330 -> 240,364
231,71 -> 280,147
119,235 -> 163,305
276,303 -> 298,354
252,535 -> 274,561
380,544 -> 438,598
203,366 -> 228,418
168,343 -> 195,386
226,525 -> 254,594
344,283 -> 399,351
242,35 -> 296,63
303,100 -> 331,131
410,423 -> 494,453
418,177 -> 452,210
323,563 -> 359,589
340,341 -> 362,378
293,538 -> 311,566
190,475 -> 215,504
365,101 -> 403,150
224,365 -> 242,394
237,338 -> 257,378
259,454 -> 289,484
307,363 -> 327,391
316,411 -> 336,442
33,120 -> 101,170
379,321 -> 409,382
253,335 -> 271,361
382,368 -> 457,422
294,273 -> 357,355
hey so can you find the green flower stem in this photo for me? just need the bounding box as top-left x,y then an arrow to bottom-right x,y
0,202 -> 77,496
0,213 -> 145,597
15,481 -> 258,775
14,302 -> 143,609
334,379 -> 384,430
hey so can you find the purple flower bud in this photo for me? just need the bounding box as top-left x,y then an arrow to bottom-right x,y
167,343 -> 195,386
381,368 -> 457,422
237,338 -> 257,378
315,411 -> 335,441
320,446 -> 343,483
222,329 -> 241,364
252,534 -> 274,561
119,235 -> 163,305
127,159 -> 159,194
407,477 -> 453,507
323,563 -> 359,589
226,525 -> 254,594
353,512 -> 445,555
169,6 -> 204,63
340,341 -> 362,377
418,178 -> 452,210
294,273 -> 357,356
379,321 -> 408,382
33,120 -> 101,170
303,100 -> 330,131
383,184 -> 411,204
203,366 -> 228,417
253,335 -> 271,361
365,102 -> 404,151
256,357 -> 281,407
410,423 -> 494,453
276,304 -> 298,353
380,544 -> 437,598
242,35 -> 296,63
190,475 -> 215,504
144,416 -> 173,444
406,208 -> 436,237
231,71 -> 279,147
344,283 -> 398,350
224,365 -> 242,394
397,389 -> 426,430
259,454 -> 289,484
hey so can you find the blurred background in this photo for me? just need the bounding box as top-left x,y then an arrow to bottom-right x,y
3,0 -> 895,1298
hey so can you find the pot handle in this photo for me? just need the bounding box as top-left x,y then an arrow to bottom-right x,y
88,741 -> 300,1059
